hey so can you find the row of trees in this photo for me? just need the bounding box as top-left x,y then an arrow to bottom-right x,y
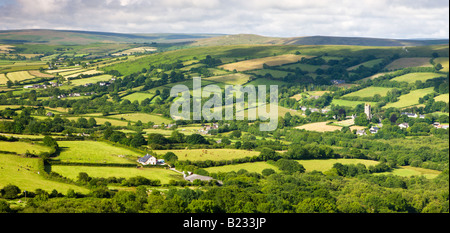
2,166 -> 447,213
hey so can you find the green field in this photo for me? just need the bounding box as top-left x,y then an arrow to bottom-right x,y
376,166 -> 441,179
205,161 -> 280,174
122,92 -> 155,103
51,166 -> 183,184
0,141 -> 52,154
245,78 -> 288,88
109,113 -> 171,125
204,73 -> 252,85
433,57 -> 449,72
434,94 -> 449,103
279,63 -> 324,72
152,149 -> 260,162
332,99 -> 376,108
250,69 -> 292,79
204,159 -> 380,174
64,116 -> 130,127
343,87 -> 394,98
296,159 -> 380,172
57,141 -> 143,164
347,58 -> 384,71
391,72 -> 444,83
383,87 -> 435,109
0,153 -> 88,193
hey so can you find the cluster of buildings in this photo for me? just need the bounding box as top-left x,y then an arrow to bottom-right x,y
401,112 -> 426,119
152,123 -> 177,129
198,123 -> 220,135
331,80 -> 346,85
300,106 -> 330,114
51,92 -> 95,99
24,82 -> 62,89
356,121 -> 449,136
433,122 -> 449,129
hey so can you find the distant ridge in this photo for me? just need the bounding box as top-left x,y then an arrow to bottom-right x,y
192,34 -> 449,47
0,29 -> 221,45
0,29 -> 448,46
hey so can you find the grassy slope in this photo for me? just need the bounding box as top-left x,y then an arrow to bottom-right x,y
343,87 -> 394,98
391,72 -> 444,83
0,153 -> 88,193
383,87 -> 435,109
152,149 -> 260,162
57,141 -> 143,164
51,166 -> 183,184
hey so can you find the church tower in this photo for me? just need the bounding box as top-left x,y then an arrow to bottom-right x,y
364,103 -> 372,120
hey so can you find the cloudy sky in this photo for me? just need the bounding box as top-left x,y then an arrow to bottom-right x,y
0,0 -> 448,39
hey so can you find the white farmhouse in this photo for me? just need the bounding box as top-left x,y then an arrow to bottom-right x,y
137,154 -> 157,165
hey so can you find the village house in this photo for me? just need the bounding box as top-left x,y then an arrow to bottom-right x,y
331,80 -> 346,85
369,126 -> 379,134
356,130 -> 367,136
401,112 -> 423,118
433,122 -> 449,129
398,123 -> 409,129
137,154 -> 157,165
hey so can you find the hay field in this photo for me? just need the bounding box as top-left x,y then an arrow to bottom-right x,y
434,94 -> 449,103
6,71 -> 36,82
69,74 -> 113,86
28,70 -> 54,78
385,57 -> 432,70
46,68 -> 82,74
219,54 -> 310,72
0,73 -> 8,85
297,159 -> 380,172
152,149 -> 260,162
391,72 -> 443,83
65,69 -> 103,79
295,122 -> 342,132
205,73 -> 252,85
383,87 -> 435,109
109,113 -> 171,125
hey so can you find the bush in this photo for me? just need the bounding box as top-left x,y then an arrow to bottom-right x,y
0,184 -> 21,199
275,159 -> 305,174
262,168 -> 276,176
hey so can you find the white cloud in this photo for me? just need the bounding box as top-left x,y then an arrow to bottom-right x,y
0,0 -> 448,38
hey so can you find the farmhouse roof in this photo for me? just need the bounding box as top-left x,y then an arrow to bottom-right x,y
138,154 -> 154,163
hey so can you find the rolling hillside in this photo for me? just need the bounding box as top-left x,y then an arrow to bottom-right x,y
191,34 -> 449,47
1,30 -> 448,47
